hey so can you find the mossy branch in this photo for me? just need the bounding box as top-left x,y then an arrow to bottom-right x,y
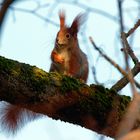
0,55 -> 134,138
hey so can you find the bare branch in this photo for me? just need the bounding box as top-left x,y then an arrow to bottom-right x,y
0,0 -> 16,33
6,0 -> 119,29
116,17 -> 140,138
121,32 -> 138,96
126,19 -> 140,37
9,4 -> 59,27
0,55 -> 133,138
116,93 -> 140,139
117,0 -> 124,33
111,63 -> 140,92
121,32 -> 139,64
92,66 -> 100,85
89,37 -> 140,92
56,0 -> 118,22
89,37 -> 129,78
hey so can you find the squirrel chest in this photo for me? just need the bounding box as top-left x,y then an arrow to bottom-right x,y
57,48 -> 70,74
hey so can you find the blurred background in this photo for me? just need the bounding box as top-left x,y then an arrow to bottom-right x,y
0,0 -> 140,139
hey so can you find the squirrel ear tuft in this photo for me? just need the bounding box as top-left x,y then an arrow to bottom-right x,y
70,13 -> 86,34
59,10 -> 65,29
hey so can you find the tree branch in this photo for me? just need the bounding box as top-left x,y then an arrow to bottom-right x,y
0,55 -> 137,138
0,0 -> 16,33
126,19 -> 140,37
117,0 -> 124,33
89,37 -> 140,92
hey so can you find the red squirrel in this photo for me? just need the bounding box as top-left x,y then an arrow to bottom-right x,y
50,11 -> 89,82
0,11 -> 89,135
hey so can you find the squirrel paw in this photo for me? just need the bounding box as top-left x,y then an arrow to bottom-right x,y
52,52 -> 64,64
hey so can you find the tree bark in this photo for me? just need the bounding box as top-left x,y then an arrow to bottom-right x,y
0,55 -> 134,138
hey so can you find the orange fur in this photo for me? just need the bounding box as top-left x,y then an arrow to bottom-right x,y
0,102 -> 40,135
51,51 -> 64,64
0,11 -> 89,136
59,10 -> 65,29
50,11 -> 89,82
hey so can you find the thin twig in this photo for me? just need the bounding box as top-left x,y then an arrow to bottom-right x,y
0,0 -> 16,33
56,0 -> 118,22
115,5 -> 140,136
111,63 -> 140,91
135,80 -> 140,89
118,0 -> 124,33
92,66 -> 100,85
126,19 -> 140,37
89,36 -> 140,92
90,30 -> 140,139
89,37 -> 128,76
117,0 -> 129,73
121,32 -> 139,64
116,19 -> 140,92
9,6 -> 59,27
116,1 -> 140,138
121,32 -> 138,96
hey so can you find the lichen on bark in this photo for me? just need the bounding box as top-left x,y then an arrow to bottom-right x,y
0,55 -> 132,138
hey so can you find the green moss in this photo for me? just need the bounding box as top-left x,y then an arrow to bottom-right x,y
109,88 -> 117,95
0,56 -> 86,94
118,95 -> 131,119
60,75 -> 84,93
0,56 -> 131,120
79,85 -> 114,125
0,56 -> 19,75
79,84 -> 126,126
0,56 -> 51,92
18,64 -> 51,92
90,84 -> 107,94
47,72 -> 62,86
120,95 -> 131,111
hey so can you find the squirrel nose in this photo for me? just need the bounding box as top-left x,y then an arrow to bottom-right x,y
57,38 -> 65,45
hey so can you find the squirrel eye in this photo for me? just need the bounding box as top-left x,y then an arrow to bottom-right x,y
66,33 -> 70,39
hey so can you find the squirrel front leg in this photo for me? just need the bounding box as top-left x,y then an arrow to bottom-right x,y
51,51 -> 64,64
50,51 -> 66,74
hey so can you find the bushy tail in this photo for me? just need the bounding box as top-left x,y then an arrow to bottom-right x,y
0,102 -> 41,135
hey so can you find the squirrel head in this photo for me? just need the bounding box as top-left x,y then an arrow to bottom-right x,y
55,10 -> 85,49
